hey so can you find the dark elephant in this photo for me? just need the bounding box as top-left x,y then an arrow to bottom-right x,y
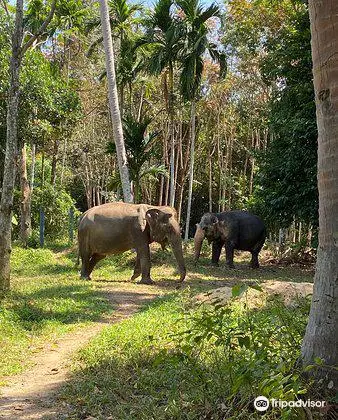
194,211 -> 266,268
78,202 -> 186,284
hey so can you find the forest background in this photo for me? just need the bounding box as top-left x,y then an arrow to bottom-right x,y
0,0 -> 317,249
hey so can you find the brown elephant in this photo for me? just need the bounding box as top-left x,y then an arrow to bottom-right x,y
78,202 -> 186,284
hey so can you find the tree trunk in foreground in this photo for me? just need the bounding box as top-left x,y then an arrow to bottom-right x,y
184,100 -> 196,240
20,143 -> 32,246
99,0 -> 132,203
301,0 -> 338,390
0,0 -> 24,293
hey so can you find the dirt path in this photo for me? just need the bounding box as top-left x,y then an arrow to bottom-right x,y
0,284 -> 162,420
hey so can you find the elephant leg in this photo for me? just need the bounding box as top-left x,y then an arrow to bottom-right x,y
130,254 -> 141,281
137,245 -> 154,285
250,251 -> 260,269
250,239 -> 265,269
225,242 -> 235,268
88,254 -> 105,277
80,252 -> 92,279
211,240 -> 223,266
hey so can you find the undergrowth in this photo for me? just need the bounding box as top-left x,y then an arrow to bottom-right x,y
61,288 -> 326,420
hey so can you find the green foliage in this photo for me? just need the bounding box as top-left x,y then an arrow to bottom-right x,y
30,185 -> 79,238
249,2 -> 318,228
61,286 -> 315,419
107,115 -> 165,202
0,2 -> 82,188
140,0 -> 185,76
19,50 -> 82,145
171,292 -> 312,418
177,0 -> 222,101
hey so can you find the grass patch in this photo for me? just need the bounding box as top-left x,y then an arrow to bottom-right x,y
1,241 -> 314,391
0,247 -> 112,379
61,289 -> 322,420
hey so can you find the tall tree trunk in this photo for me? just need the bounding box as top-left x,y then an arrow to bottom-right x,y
41,149 -> 45,187
20,143 -> 32,246
99,0 -> 132,203
249,130 -> 255,195
50,136 -> 59,186
168,62 -> 175,207
301,0 -> 338,388
30,143 -> 36,193
60,137 -> 67,187
0,0 -> 24,293
119,83 -> 124,117
184,100 -> 196,240
208,145 -> 213,212
137,87 -> 144,122
177,182 -> 185,223
174,135 -> 180,205
227,132 -> 234,210
158,175 -> 164,206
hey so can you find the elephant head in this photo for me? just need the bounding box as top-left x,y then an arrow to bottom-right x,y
144,208 -> 186,282
194,213 -> 229,262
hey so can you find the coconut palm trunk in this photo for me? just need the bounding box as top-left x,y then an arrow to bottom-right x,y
99,0 -> 132,203
301,0 -> 338,387
0,0 -> 24,293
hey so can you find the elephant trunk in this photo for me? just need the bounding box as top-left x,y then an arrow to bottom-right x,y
194,224 -> 205,262
170,236 -> 186,282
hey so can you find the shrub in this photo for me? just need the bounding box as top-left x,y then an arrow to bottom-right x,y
30,185 -> 79,238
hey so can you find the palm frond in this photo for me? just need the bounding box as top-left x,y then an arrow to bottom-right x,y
86,36 -> 103,57
153,0 -> 173,32
195,3 -> 220,27
140,165 -> 168,180
84,17 -> 101,35
209,45 -> 228,79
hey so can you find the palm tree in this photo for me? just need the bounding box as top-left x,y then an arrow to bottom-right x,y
107,115 -> 167,203
177,0 -> 225,239
87,0 -> 143,114
301,0 -> 338,387
99,0 -> 132,202
140,0 -> 185,206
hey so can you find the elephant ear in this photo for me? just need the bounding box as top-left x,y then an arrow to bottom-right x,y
145,208 -> 172,226
145,208 -> 172,243
218,220 -> 230,237
138,205 -> 148,232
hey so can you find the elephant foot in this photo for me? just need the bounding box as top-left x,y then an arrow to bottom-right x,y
226,263 -> 235,269
211,261 -> 219,267
137,278 -> 155,285
250,264 -> 260,269
130,272 -> 141,281
80,274 -> 91,280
